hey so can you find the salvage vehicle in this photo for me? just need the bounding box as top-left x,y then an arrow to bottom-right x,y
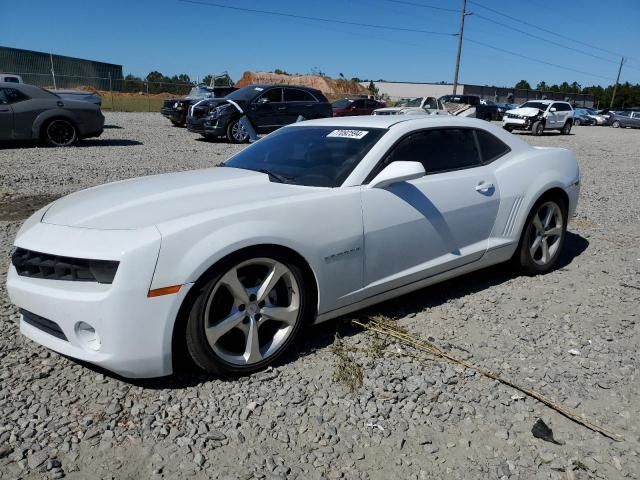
608,110 -> 640,129
0,82 -> 104,146
0,73 -> 23,83
332,98 -> 385,116
502,100 -> 574,135
573,108 -> 596,126
438,94 -> 502,121
186,84 -> 332,143
373,97 -> 448,116
161,85 -> 237,127
7,115 -> 580,378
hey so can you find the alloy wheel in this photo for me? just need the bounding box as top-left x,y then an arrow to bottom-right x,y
46,120 -> 76,146
231,120 -> 249,142
203,258 -> 300,365
528,201 -> 563,266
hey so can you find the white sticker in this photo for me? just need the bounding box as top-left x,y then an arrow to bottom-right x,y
327,129 -> 369,139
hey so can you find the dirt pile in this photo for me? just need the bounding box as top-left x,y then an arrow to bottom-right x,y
235,71 -> 367,100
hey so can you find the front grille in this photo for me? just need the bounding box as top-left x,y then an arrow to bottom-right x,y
21,309 -> 67,341
163,99 -> 175,108
11,248 -> 119,284
191,105 -> 210,118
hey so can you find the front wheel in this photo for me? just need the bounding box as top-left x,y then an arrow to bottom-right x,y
226,118 -> 250,143
516,198 -> 567,275
561,122 -> 572,135
43,119 -> 77,147
503,126 -> 513,133
185,252 -> 311,376
612,120 -> 621,128
574,118 -> 581,126
531,121 -> 544,136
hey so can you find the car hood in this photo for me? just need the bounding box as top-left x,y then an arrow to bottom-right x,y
506,107 -> 543,117
42,167 -> 312,230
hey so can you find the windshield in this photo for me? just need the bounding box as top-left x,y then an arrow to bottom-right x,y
225,86 -> 266,101
187,86 -> 215,99
394,97 -> 421,107
520,102 -> 549,110
332,99 -> 353,108
224,126 -> 386,187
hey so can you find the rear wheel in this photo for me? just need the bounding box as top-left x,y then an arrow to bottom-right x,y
574,118 -> 581,126
531,121 -> 544,136
43,119 -> 77,147
226,118 -> 250,143
515,198 -> 567,275
185,251 -> 311,376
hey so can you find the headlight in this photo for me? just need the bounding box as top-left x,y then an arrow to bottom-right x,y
173,102 -> 180,108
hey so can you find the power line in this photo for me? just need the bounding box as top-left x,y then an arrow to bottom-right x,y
468,0 -> 639,63
383,0 -> 458,13
465,37 -> 616,82
471,12 -> 620,66
178,0 -> 456,37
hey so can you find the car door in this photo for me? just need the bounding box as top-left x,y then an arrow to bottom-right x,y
0,89 -> 13,140
250,87 -> 284,129
547,103 -> 563,127
359,127 -> 501,297
631,112 -> 640,128
282,88 -> 317,123
4,87 -> 47,140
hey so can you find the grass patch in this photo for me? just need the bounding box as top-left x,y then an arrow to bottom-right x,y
330,335 -> 363,391
100,94 -> 167,112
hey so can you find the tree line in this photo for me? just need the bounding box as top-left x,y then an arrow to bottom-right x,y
118,72 -> 233,95
513,79 -> 640,108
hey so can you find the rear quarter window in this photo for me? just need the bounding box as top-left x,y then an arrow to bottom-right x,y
475,129 -> 511,163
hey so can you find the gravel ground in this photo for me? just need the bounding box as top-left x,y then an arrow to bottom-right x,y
0,113 -> 639,479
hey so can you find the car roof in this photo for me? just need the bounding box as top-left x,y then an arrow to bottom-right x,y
289,114 -> 502,130
0,82 -> 52,97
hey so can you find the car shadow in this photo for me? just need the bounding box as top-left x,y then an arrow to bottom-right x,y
77,139 -> 143,147
103,124 -> 124,129
71,231 -> 588,389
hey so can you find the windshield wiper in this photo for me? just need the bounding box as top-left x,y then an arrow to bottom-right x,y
253,168 -> 290,184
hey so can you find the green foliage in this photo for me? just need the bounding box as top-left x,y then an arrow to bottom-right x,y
367,80 -> 379,97
515,80 -> 531,90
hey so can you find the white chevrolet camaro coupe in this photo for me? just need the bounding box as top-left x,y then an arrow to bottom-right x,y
7,116 -> 580,378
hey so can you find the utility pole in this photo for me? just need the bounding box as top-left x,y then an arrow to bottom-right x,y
452,0 -> 469,95
609,56 -> 624,109
49,53 -> 57,90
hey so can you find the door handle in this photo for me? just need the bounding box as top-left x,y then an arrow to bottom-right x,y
475,182 -> 494,192
0,108 -> 10,112
278,106 -> 286,110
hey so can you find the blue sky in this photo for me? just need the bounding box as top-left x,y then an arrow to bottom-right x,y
4,0 -> 640,88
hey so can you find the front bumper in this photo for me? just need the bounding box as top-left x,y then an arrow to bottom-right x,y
502,117 -> 533,130
160,108 -> 185,123
6,222 -> 191,378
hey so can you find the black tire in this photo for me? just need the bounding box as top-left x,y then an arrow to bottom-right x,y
612,120 -> 621,128
503,126 -> 513,133
514,195 -> 567,275
531,121 -> 544,136
171,120 -> 184,127
561,121 -> 572,135
574,118 -> 581,126
43,119 -> 77,147
226,117 -> 250,144
185,249 -> 312,376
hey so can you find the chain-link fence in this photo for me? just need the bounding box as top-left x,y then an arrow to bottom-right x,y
5,72 -> 197,112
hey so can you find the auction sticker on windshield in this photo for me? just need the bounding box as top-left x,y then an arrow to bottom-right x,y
327,130 -> 369,139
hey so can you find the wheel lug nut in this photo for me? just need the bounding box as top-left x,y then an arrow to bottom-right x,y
238,304 -> 246,312
243,316 -> 250,324
258,301 -> 265,308
249,294 -> 257,302
255,313 -> 262,321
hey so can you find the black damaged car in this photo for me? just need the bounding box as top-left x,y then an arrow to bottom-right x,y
161,85 -> 236,127
186,84 -> 332,143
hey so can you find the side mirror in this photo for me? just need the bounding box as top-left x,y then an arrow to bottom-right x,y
256,97 -> 269,105
549,107 -> 557,112
368,161 -> 426,189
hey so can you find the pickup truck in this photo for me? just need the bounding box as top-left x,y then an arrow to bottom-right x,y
438,94 -> 505,121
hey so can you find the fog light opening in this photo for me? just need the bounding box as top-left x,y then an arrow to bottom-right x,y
75,321 -> 101,351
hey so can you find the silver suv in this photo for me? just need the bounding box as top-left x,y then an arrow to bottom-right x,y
502,100 -> 574,135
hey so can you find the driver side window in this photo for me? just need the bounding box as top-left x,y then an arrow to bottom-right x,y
368,128 -> 482,182
257,88 -> 282,104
